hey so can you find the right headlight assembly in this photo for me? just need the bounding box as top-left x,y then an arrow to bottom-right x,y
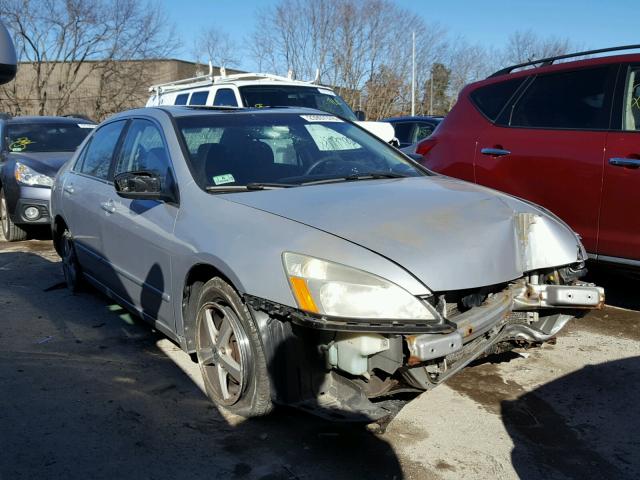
282,252 -> 436,320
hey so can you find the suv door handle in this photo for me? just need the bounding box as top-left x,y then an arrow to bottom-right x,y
609,157 -> 640,168
100,200 -> 116,214
480,147 -> 511,157
63,184 -> 75,194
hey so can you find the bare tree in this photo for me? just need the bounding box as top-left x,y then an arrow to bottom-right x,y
0,0 -> 176,119
193,26 -> 238,69
503,29 -> 575,65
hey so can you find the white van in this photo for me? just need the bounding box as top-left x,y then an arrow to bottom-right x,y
146,67 -> 396,144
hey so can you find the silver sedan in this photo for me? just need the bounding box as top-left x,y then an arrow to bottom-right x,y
50,106 -> 604,421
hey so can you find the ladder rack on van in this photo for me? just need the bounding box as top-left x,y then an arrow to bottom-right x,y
148,63 -> 318,94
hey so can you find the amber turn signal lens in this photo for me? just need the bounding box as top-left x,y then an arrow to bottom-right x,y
289,276 -> 319,313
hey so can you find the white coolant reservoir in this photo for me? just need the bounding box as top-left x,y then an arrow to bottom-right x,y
327,333 -> 390,377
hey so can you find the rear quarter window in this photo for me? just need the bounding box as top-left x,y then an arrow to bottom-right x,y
470,78 -> 526,121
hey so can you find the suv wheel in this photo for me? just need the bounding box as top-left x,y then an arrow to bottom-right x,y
60,229 -> 84,292
195,277 -> 273,417
0,188 -> 28,242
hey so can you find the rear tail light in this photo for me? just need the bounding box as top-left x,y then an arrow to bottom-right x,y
415,138 -> 436,157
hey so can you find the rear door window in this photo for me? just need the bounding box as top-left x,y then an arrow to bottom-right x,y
510,66 -> 612,130
77,120 -> 126,180
189,91 -> 209,106
213,88 -> 238,107
470,78 -> 526,121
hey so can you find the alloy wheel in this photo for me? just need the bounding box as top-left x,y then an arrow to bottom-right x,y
197,301 -> 252,406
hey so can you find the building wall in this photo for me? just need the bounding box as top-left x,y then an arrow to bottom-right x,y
0,59 -> 242,121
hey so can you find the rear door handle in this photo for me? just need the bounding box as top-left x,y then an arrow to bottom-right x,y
481,147 -> 511,157
609,157 -> 640,168
100,200 -> 116,214
63,184 -> 75,194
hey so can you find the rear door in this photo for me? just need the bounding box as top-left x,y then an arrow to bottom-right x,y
61,120 -> 127,281
474,65 -> 617,254
598,63 -> 640,262
101,118 -> 178,331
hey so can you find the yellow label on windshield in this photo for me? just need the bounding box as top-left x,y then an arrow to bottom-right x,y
9,137 -> 35,152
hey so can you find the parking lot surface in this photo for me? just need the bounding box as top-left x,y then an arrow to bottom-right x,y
1,238 -> 638,479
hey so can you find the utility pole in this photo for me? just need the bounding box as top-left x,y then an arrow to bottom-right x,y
429,70 -> 433,116
411,31 -> 415,116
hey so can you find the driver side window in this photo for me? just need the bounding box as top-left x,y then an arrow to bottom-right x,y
114,119 -> 171,187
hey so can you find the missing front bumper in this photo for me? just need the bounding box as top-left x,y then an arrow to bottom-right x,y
407,281 -> 604,363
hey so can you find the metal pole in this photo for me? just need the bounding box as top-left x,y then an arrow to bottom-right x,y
429,70 -> 433,116
411,31 -> 415,116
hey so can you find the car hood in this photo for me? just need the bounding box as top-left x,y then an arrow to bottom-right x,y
8,151 -> 74,177
224,176 -> 582,291
355,121 -> 395,143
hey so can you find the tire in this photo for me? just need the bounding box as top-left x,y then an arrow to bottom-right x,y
0,188 -> 28,242
60,228 -> 85,293
194,277 -> 273,417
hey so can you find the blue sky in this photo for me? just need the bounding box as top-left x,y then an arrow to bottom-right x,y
161,0 -> 639,69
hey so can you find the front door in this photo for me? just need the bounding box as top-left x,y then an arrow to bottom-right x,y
474,65 -> 617,254
598,64 -> 640,262
101,118 -> 178,332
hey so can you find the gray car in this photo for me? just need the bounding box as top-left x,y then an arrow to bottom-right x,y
50,106 -> 604,421
0,116 -> 95,241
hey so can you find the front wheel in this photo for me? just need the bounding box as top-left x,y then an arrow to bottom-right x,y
195,277 -> 273,417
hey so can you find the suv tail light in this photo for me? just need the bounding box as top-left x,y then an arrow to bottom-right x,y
416,138 -> 436,157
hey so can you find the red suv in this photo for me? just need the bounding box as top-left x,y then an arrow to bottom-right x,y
417,45 -> 640,267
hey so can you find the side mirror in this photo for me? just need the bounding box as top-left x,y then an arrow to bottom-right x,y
355,110 -> 366,121
0,21 -> 17,85
114,171 -> 174,202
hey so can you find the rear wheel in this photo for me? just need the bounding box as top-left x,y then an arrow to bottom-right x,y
60,229 -> 84,293
0,189 -> 28,242
195,277 -> 272,417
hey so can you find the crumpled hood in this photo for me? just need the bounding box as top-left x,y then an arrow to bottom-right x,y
225,176 -> 582,291
8,151 -> 73,177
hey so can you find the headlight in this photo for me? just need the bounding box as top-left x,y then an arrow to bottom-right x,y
283,252 -> 436,320
15,162 -> 53,187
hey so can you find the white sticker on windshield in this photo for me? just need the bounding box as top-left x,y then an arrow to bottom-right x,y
78,123 -> 96,129
300,114 -> 343,123
213,173 -> 235,185
317,88 -> 336,96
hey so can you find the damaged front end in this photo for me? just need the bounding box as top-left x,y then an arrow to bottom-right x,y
247,266 -> 603,422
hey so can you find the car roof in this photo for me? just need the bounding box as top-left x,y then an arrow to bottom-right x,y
472,52 -> 640,91
4,115 -> 94,124
109,105 -> 336,121
383,116 -> 442,123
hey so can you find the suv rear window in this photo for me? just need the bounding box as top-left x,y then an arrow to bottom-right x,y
510,67 -> 611,130
470,78 -> 525,121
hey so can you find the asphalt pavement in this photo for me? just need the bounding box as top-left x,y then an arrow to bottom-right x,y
1,237 -> 638,479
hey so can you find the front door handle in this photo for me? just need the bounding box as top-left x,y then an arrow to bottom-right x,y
609,157 -> 640,169
481,147 -> 511,157
100,200 -> 116,214
63,184 -> 75,194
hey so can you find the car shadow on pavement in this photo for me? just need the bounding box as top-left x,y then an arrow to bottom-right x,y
0,250 -> 405,480
585,262 -> 640,311
502,356 -> 640,480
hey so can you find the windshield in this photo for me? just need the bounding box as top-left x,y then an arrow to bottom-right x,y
177,113 -> 424,190
6,122 -> 94,153
239,85 -> 357,121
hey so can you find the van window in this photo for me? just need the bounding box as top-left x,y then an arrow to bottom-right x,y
470,78 -> 525,121
213,88 -> 238,107
175,93 -> 189,105
510,67 -> 611,130
189,91 -> 209,106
